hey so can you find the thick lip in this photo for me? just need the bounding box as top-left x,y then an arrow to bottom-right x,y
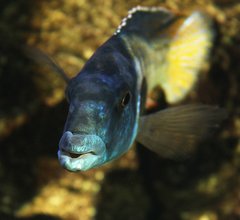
59,131 -> 105,154
58,131 -> 107,171
57,148 -> 104,172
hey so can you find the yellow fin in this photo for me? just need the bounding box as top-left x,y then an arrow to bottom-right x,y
162,12 -> 214,103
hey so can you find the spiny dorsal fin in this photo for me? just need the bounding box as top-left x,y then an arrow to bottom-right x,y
136,105 -> 226,159
162,12 -> 214,103
115,6 -> 175,37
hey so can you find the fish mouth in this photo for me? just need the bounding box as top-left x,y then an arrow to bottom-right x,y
58,131 -> 107,172
61,148 -> 96,159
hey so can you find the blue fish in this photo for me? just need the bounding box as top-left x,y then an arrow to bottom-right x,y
43,6 -> 225,171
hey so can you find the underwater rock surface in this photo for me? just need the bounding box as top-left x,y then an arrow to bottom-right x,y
0,0 -> 239,219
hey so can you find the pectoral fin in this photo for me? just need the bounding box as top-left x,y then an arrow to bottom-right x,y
136,105 -> 226,159
23,46 -> 70,83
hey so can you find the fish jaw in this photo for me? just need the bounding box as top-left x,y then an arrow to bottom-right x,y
58,131 -> 107,171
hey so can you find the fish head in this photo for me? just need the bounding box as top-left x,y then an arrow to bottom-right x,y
58,70 -> 137,171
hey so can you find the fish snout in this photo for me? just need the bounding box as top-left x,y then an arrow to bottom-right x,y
58,131 -> 107,171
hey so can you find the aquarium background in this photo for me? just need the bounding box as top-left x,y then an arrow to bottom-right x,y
0,0 -> 239,219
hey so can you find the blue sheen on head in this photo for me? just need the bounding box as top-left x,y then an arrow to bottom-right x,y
58,36 -> 139,171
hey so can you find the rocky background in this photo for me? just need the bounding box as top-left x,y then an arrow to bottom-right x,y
0,0 -> 239,219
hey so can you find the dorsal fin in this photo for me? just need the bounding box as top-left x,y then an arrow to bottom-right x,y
162,12 -> 214,103
115,6 -> 175,37
23,46 -> 70,83
116,8 -> 214,104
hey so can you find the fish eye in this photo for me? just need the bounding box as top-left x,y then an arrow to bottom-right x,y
120,91 -> 131,109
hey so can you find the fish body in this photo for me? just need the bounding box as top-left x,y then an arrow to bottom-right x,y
57,6 -> 226,171
59,34 -> 140,171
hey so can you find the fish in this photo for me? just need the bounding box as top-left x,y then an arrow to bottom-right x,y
31,6 -> 226,171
